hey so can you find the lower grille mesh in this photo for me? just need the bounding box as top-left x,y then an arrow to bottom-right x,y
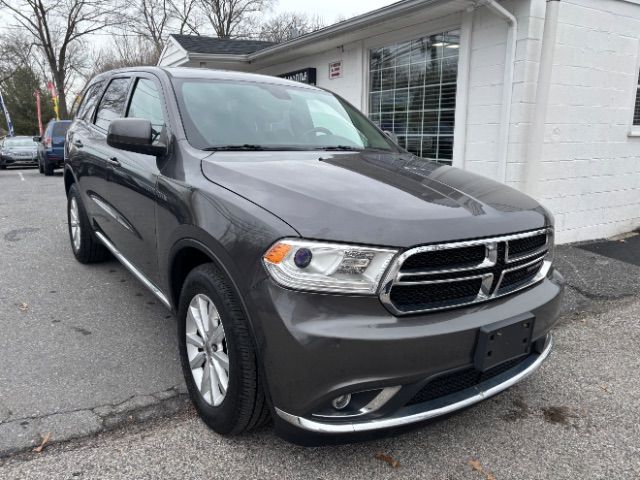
406,357 -> 527,406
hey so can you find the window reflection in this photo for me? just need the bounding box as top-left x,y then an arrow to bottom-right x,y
369,30 -> 460,163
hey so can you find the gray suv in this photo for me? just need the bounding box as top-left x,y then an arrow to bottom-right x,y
64,67 -> 564,444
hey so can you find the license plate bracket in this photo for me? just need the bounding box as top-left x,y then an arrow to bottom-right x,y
474,313 -> 535,372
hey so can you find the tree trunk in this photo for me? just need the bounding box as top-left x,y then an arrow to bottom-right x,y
54,73 -> 68,119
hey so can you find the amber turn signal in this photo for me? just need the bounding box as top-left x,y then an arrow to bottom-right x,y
263,242 -> 292,264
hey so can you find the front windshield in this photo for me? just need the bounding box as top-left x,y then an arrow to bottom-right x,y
172,78 -> 398,152
4,138 -> 36,147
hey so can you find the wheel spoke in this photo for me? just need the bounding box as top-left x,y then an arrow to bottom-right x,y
197,296 -> 210,336
208,324 -> 225,346
189,351 -> 206,369
201,359 -> 213,401
212,353 -> 229,395
212,351 -> 229,372
186,332 -> 204,348
188,305 -> 207,341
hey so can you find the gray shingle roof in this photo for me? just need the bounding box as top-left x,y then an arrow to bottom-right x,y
170,34 -> 276,55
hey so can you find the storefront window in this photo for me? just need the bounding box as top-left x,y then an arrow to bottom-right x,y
369,30 -> 460,163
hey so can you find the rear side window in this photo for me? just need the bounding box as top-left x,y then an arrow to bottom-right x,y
127,78 -> 166,144
95,78 -> 131,130
77,82 -> 104,121
52,122 -> 70,136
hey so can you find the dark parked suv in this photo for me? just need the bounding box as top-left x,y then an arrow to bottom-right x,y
64,67 -> 564,443
36,119 -> 72,175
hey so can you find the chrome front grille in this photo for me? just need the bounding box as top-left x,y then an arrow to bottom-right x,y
380,229 -> 553,315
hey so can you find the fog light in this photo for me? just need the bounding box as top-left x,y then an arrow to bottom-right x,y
331,394 -> 351,410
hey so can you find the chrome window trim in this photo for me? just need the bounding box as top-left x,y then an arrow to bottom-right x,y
276,335 -> 553,433
379,228 -> 552,315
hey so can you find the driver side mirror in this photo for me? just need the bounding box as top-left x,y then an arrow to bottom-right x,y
107,118 -> 166,157
33,136 -> 41,143
383,130 -> 399,145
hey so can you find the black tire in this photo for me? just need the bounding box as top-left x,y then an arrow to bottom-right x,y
44,160 -> 54,176
38,157 -> 44,174
178,263 -> 270,435
67,183 -> 109,263
0,165 -> 6,170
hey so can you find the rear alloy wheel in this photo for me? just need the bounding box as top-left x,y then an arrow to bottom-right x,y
178,264 -> 270,434
66,183 -> 109,263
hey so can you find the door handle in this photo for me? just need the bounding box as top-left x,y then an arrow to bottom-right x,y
106,156 -> 121,167
72,139 -> 83,148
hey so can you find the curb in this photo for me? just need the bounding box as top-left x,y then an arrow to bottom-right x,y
0,385 -> 190,458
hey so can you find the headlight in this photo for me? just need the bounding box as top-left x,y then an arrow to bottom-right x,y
263,239 -> 398,294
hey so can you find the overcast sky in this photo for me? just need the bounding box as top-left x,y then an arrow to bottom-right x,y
272,0 -> 397,22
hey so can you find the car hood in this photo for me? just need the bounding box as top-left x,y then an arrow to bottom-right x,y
201,151 -> 551,248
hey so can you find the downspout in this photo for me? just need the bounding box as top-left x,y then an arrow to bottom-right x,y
485,0 -> 517,184
453,7 -> 475,170
524,0 -> 561,198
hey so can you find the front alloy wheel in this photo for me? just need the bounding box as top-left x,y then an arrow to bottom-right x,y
178,264 -> 270,434
185,294 -> 230,407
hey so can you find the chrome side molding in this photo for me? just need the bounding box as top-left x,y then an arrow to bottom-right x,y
95,231 -> 171,309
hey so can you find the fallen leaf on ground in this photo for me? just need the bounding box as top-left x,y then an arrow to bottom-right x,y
374,452 -> 400,468
33,432 -> 51,453
468,459 -> 497,480
18,303 -> 28,312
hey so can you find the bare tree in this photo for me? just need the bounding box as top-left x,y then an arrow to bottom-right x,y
198,0 -> 274,38
0,0 -> 118,118
0,34 -> 38,83
169,0 -> 203,34
87,35 -> 159,79
258,12 -> 324,43
126,0 -> 171,55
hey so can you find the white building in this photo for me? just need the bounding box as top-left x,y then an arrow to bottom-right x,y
158,0 -> 640,244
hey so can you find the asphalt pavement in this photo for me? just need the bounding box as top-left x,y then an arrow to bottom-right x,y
0,168 -> 186,456
0,166 -> 639,478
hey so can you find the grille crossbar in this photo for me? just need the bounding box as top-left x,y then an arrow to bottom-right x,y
380,229 -> 552,315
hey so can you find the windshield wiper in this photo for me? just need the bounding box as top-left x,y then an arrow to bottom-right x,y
317,145 -> 362,151
203,144 -> 271,151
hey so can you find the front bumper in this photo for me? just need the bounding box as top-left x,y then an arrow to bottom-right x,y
247,267 -> 564,438
276,334 -> 553,433
1,155 -> 38,166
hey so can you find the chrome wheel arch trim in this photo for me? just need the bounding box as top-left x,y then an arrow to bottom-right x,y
94,231 -> 171,309
275,335 -> 553,434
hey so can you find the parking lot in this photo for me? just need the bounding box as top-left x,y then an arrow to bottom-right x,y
1,167 -> 639,478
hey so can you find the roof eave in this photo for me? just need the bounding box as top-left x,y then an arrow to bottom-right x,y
247,0 -> 450,61
188,52 -> 249,63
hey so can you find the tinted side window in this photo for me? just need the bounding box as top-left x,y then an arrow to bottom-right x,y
52,122 -> 70,136
77,82 -> 104,121
95,78 -> 131,130
127,78 -> 166,144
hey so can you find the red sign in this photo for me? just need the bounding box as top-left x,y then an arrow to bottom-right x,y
329,61 -> 342,79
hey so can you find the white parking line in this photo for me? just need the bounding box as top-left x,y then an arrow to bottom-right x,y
18,172 -> 25,181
